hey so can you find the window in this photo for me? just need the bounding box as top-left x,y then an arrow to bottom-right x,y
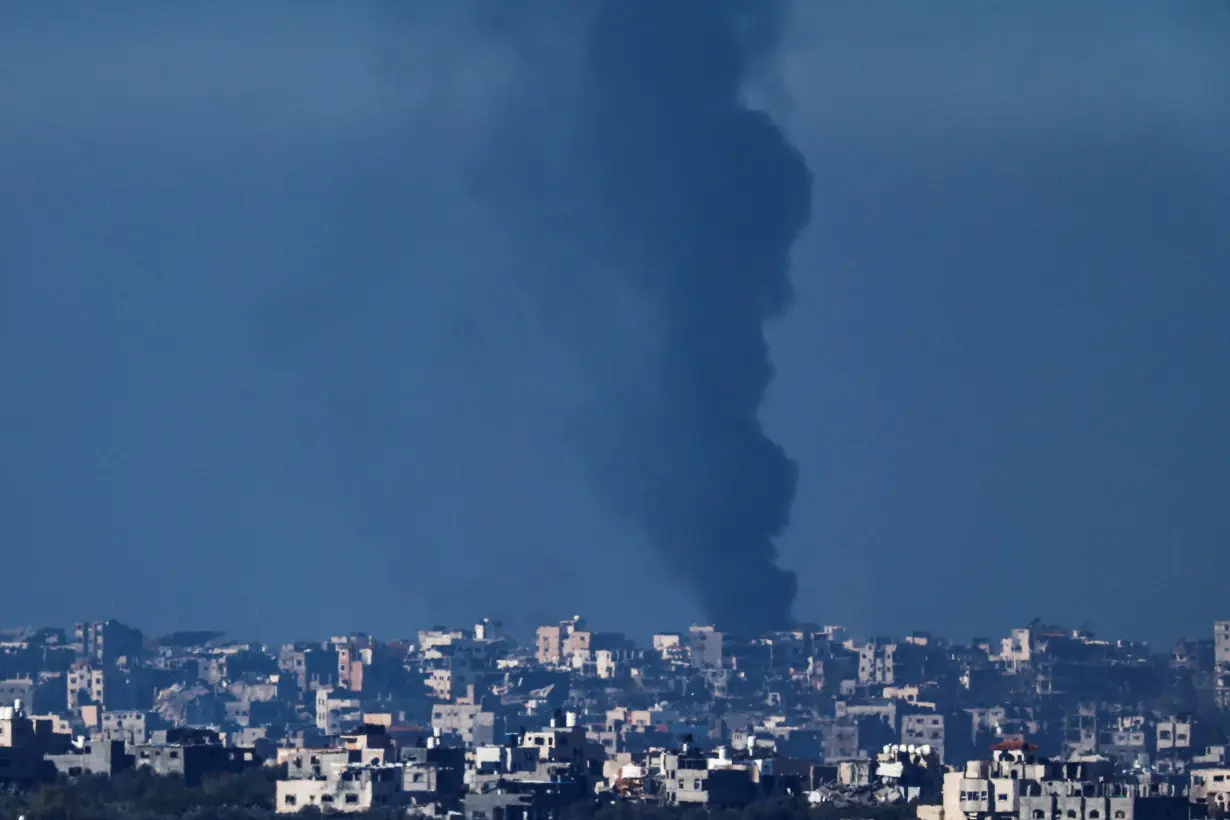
346,794 -> 359,804
1090,812 -> 1100,818
1114,813 -> 1125,819
284,795 -> 297,806
999,795 -> 1008,802
1033,811 -> 1045,818
1068,811 -> 1077,818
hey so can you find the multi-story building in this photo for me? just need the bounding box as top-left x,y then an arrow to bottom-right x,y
1214,621 -> 1230,667
535,616 -> 585,666
687,626 -> 723,669
903,713 -> 947,762
75,620 -> 144,668
934,741 -> 1187,820
6,613 -> 1230,817
857,641 -> 898,684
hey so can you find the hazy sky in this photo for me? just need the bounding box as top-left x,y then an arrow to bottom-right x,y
1,2 -> 1227,646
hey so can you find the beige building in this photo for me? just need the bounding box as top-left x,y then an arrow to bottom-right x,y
998,628 -> 1035,669
1155,721 -> 1191,752
315,688 -> 362,734
276,762 -> 404,814
1191,768 -> 1230,814
535,616 -> 585,666
0,704 -> 36,748
926,743 -> 1184,820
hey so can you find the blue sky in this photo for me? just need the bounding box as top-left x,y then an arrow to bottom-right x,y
1,1 -> 1227,646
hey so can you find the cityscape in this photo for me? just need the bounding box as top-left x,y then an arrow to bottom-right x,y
3,617 -> 1230,818
3,1 -> 1228,819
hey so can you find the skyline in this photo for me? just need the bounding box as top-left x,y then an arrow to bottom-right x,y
0,614 -> 1218,654
1,1 -> 1228,645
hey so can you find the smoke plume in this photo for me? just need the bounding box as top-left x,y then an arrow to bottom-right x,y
271,0 -> 813,634
478,0 -> 813,633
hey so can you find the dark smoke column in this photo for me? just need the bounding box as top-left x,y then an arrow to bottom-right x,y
580,0 -> 813,633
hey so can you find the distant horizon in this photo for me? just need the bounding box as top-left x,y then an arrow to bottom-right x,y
5,615 -> 1224,652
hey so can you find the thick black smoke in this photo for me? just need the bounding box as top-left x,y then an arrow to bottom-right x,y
480,0 -> 813,633
583,1 -> 811,632
271,0 -> 813,634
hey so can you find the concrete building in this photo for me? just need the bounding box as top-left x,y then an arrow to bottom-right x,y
418,629 -> 467,653
1190,767 -> 1230,814
903,714 -> 947,762
0,703 -> 36,748
932,741 -> 1187,820
817,718 -> 860,761
65,663 -> 148,712
0,701 -> 62,785
431,704 -> 497,746
999,628 -> 1035,670
277,762 -> 406,814
535,617 -> 585,666
9,612 -> 1230,818
133,740 -> 260,787
1215,621 -> 1230,667
47,739 -> 131,777
279,644 -> 338,691
688,626 -> 724,670
315,687 -> 363,735
858,641 -> 898,684
101,709 -> 150,744
75,620 -> 144,668
1156,721 -> 1192,755
0,679 -> 34,709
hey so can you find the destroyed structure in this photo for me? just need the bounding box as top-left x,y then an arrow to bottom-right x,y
3,617 -> 1230,817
